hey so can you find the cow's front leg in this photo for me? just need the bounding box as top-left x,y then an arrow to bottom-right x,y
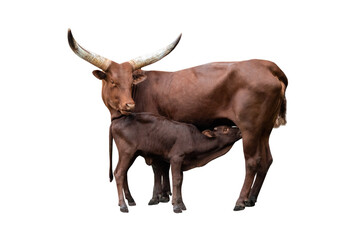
170,157 -> 186,213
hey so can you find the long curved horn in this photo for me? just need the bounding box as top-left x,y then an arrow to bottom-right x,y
128,34 -> 182,70
68,29 -> 112,71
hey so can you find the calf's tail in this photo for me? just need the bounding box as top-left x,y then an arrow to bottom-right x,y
109,126 -> 114,182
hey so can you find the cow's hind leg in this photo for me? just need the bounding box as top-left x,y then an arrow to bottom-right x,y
149,159 -> 171,205
234,131 -> 262,211
160,161 -> 171,203
233,76 -> 282,211
149,159 -> 162,205
246,135 -> 272,207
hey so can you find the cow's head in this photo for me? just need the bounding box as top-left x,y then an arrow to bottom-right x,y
68,29 -> 181,118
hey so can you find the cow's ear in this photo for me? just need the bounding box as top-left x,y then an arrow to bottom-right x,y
202,130 -> 216,138
132,69 -> 147,85
93,70 -> 107,80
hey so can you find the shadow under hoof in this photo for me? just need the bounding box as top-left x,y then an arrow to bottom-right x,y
233,205 -> 245,211
120,206 -> 129,213
148,198 -> 160,205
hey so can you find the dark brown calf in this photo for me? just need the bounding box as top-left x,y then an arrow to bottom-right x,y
109,113 -> 242,213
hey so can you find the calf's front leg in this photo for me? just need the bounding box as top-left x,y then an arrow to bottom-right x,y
170,157 -> 186,213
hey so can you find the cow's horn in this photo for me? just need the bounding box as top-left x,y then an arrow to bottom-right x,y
128,34 -> 182,70
68,29 -> 112,71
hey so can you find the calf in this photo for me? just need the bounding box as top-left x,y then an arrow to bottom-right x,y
109,113 -> 242,213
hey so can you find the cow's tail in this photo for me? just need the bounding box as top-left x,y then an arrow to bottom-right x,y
271,64 -> 288,128
109,125 -> 114,182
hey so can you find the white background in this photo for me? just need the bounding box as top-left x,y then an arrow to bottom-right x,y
1,0 -> 359,239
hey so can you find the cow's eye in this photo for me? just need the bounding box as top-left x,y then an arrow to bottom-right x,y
223,127 -> 229,133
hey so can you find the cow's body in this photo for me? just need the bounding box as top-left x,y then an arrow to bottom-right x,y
130,60 -> 286,129
68,30 -> 287,210
109,113 -> 242,213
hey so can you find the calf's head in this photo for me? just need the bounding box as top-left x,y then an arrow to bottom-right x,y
68,29 -> 181,118
202,125 -> 242,144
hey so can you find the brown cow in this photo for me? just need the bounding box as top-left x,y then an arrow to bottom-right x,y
68,29 -> 287,210
109,112 -> 242,213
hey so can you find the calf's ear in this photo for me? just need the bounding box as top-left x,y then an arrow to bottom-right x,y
93,70 -> 107,80
132,69 -> 147,85
202,130 -> 215,138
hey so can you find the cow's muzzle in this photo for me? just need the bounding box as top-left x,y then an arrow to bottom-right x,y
119,103 -> 135,115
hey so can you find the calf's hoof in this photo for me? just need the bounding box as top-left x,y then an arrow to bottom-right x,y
148,198 -> 160,205
159,195 -> 170,203
233,205 -> 245,211
173,205 -> 183,213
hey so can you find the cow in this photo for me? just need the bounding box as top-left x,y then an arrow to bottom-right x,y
68,29 -> 287,211
109,112 -> 242,213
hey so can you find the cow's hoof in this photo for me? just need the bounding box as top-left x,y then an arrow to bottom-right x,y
233,205 -> 245,211
148,198 -> 160,205
120,206 -> 129,213
173,205 -> 183,213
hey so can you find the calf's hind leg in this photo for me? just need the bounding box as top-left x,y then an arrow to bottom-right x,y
123,173 -> 136,206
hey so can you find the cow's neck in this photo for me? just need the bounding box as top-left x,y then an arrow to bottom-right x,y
132,71 -> 160,114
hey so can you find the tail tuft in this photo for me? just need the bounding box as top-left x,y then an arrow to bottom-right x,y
274,96 -> 287,128
269,63 -> 288,129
